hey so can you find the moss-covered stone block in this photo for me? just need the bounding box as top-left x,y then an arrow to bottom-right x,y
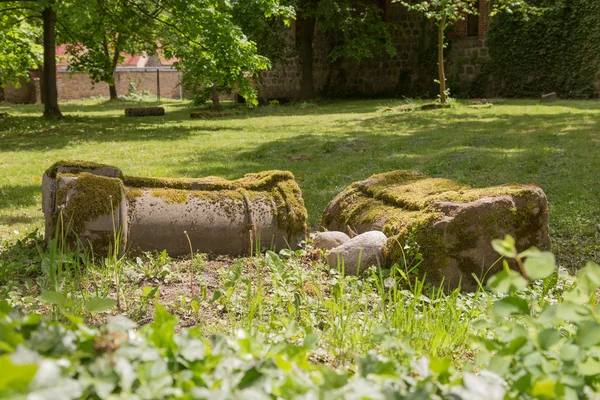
322,170 -> 550,290
43,161 -> 308,257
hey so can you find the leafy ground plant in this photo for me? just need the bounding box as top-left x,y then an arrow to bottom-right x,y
3,237 -> 600,399
2,241 -> 600,399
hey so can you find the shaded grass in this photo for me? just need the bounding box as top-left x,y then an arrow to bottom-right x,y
1,98 -> 599,267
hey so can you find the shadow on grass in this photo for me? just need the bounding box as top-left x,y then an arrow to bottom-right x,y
0,184 -> 39,210
173,110 -> 598,236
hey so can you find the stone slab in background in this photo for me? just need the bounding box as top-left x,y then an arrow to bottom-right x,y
322,170 -> 550,290
541,92 -> 558,102
469,98 -> 504,105
125,107 -> 165,117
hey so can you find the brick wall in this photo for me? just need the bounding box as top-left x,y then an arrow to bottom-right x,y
57,68 -> 184,100
448,0 -> 489,40
2,68 -> 184,103
3,77 -> 36,103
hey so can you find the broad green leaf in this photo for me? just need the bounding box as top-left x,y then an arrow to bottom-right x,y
85,298 -> 117,313
576,321 -> 600,348
488,354 -> 511,376
429,357 -> 451,383
303,333 -> 318,349
522,250 -> 556,280
491,296 -> 530,318
578,357 -> 600,376
487,269 -> 528,294
531,378 -> 556,397
577,262 -> 600,295
539,328 -> 561,350
210,289 -> 223,304
237,367 -> 262,390
555,302 -> 592,323
498,336 -> 528,356
39,290 -> 66,307
0,355 -> 38,393
492,235 -> 517,258
560,344 -> 580,362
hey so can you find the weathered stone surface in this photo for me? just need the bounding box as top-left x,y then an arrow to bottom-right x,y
313,231 -> 351,250
541,92 -> 557,102
322,170 -> 550,290
43,161 -> 307,256
125,107 -> 165,117
42,161 -> 124,241
326,231 -> 387,275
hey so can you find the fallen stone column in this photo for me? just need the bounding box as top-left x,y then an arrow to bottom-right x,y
43,161 -> 307,257
322,170 -> 550,290
124,107 -> 165,117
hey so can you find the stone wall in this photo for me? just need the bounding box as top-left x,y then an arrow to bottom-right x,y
445,38 -> 490,96
258,1 -> 490,100
258,2 -> 440,100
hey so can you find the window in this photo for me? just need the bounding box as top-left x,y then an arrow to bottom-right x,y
467,0 -> 480,37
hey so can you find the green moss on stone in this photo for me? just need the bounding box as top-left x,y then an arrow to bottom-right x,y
56,172 -> 123,234
125,188 -> 144,203
324,170 -> 545,283
149,188 -> 189,204
45,160 -> 122,180
272,180 -> 308,237
123,170 -> 295,192
125,170 -> 306,236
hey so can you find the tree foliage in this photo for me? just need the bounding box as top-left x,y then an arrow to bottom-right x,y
157,0 -> 293,106
56,0 -> 160,99
0,4 -> 42,87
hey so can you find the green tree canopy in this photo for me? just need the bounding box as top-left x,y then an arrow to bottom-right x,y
0,4 -> 42,88
56,0 -> 161,100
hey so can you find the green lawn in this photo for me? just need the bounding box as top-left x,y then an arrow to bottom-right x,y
1,98 -> 599,267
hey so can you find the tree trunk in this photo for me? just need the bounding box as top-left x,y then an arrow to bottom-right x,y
298,13 -> 316,99
42,6 -> 62,118
211,85 -> 220,109
437,15 -> 447,105
109,84 -> 118,100
109,40 -> 121,100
